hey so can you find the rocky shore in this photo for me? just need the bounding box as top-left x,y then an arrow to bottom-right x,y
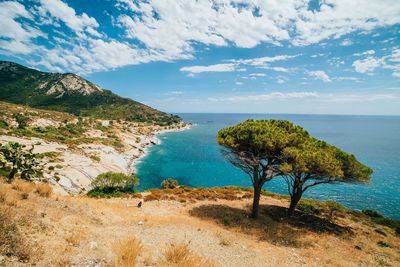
0,124 -> 192,195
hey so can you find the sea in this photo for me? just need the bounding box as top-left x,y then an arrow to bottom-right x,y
135,113 -> 400,219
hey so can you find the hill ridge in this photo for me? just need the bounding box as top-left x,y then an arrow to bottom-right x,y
0,61 -> 180,124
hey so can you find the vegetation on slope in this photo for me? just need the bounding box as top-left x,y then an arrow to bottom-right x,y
0,61 -> 180,124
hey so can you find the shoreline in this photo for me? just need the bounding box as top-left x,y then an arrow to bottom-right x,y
130,123 -> 194,174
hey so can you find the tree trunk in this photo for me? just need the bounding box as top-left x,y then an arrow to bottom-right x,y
8,168 -> 17,181
251,183 -> 262,219
287,190 -> 303,216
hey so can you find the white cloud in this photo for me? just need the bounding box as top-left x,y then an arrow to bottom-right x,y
2,0 -> 400,74
249,73 -> 266,77
353,50 -> 375,56
180,63 -> 236,74
230,55 -> 299,67
353,57 -> 383,73
38,0 -> 100,36
235,82 -> 243,85
340,39 -> 353,46
336,77 -> 360,81
307,70 -> 332,82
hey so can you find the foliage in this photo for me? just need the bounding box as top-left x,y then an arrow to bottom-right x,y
377,241 -> 391,248
161,178 -> 179,189
362,209 -> 384,218
362,209 -> 400,229
90,155 -> 101,162
0,142 -> 43,181
13,113 -> 30,129
325,200 -> 346,217
87,172 -> 139,198
0,119 -> 8,129
280,137 -> 372,215
217,119 -> 309,218
296,203 -> 320,214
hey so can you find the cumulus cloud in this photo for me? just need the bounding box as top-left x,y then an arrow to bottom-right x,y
2,0 -> 400,74
307,70 -> 332,82
353,57 -> 383,73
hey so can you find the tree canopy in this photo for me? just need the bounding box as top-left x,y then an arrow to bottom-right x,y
217,119 -> 309,218
281,137 -> 373,215
217,119 -> 373,217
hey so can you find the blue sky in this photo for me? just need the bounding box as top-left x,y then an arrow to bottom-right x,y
1,0 -> 400,115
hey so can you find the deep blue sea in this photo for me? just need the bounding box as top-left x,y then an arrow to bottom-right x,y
136,114 -> 400,219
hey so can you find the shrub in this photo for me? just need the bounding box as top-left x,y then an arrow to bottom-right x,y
362,209 -> 383,218
395,227 -> 400,235
90,155 -> 101,162
325,200 -> 346,217
113,237 -> 143,267
0,119 -> 9,129
91,172 -> 139,190
160,243 -> 214,267
11,179 -> 34,199
296,203 -> 320,215
377,241 -> 391,248
144,194 -> 160,202
161,178 -> 178,189
13,113 -> 30,129
35,183 -> 53,197
135,137 -> 141,143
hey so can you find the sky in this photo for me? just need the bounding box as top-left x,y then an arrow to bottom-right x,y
1,0 -> 400,115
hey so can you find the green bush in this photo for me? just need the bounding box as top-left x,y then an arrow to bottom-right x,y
362,209 -> 383,218
0,119 -> 8,129
325,200 -> 346,216
395,227 -> 400,235
90,155 -> 101,162
87,172 -> 139,198
377,241 -> 391,248
296,203 -> 320,214
161,178 -> 178,189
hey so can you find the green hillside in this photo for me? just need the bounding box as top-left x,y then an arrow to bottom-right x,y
0,61 -> 180,124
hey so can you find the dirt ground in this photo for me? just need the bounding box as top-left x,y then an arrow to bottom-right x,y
1,182 -> 399,266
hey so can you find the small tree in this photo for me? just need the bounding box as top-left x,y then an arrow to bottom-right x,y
13,113 -> 30,129
281,138 -> 373,216
217,119 -> 309,218
91,172 -> 139,192
0,142 -> 42,182
161,178 -> 178,189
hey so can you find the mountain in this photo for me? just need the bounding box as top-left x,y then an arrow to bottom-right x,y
0,61 -> 180,124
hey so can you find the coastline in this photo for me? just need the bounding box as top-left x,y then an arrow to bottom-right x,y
130,123 -> 194,174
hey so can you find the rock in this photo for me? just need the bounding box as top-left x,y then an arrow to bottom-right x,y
89,241 -> 98,250
138,221 -> 143,225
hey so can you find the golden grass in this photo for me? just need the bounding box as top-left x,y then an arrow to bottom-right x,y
113,237 -> 143,267
159,243 -> 215,267
35,183 -> 53,197
12,179 -> 35,199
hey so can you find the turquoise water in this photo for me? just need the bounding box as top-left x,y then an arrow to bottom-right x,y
136,114 -> 400,219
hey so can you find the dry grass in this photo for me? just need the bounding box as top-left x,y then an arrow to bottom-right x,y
35,182 -> 53,197
113,237 -> 143,267
159,243 -> 216,267
0,206 -> 32,262
12,179 -> 35,199
0,182 -> 19,206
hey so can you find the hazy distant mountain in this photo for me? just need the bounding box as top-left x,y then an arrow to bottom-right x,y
0,61 -> 180,124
